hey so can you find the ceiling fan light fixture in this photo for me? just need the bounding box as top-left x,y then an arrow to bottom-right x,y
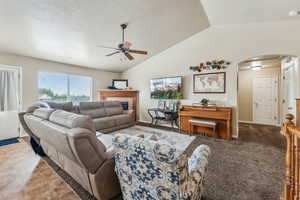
97,23 -> 148,61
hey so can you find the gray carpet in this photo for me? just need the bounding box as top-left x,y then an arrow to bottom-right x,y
43,123 -> 285,200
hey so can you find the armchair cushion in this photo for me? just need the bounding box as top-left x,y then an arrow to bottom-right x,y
113,134 -> 210,200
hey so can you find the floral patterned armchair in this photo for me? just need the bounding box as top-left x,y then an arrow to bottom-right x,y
113,134 -> 210,200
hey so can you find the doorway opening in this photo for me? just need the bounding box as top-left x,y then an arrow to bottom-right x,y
0,65 -> 22,141
237,55 -> 299,127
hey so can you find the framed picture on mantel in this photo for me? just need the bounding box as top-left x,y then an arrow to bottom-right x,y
112,79 -> 128,89
193,72 -> 226,93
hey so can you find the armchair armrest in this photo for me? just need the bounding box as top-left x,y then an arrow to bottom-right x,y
188,145 -> 210,179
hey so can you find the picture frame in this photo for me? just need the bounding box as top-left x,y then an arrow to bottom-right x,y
193,72 -> 226,93
112,79 -> 128,89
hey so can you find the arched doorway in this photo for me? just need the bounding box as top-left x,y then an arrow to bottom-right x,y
237,54 -> 299,129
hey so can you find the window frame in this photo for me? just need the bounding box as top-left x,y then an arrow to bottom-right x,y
37,71 -> 94,102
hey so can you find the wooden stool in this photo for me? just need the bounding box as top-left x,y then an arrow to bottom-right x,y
188,118 -> 217,137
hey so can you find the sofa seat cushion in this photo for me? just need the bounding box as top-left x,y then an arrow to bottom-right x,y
111,114 -> 133,126
93,117 -> 117,131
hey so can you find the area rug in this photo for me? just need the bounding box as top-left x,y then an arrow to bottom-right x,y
111,125 -> 285,200
110,125 -> 195,150
42,124 -> 285,200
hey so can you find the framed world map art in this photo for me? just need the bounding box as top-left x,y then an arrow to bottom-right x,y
193,72 -> 226,93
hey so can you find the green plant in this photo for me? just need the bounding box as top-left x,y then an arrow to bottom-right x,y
200,98 -> 209,104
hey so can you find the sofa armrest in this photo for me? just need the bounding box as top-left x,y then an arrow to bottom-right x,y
18,112 -> 40,142
188,145 -> 210,180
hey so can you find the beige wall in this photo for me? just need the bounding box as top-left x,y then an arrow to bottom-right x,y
0,52 -> 121,109
122,20 -> 300,137
238,67 -> 281,122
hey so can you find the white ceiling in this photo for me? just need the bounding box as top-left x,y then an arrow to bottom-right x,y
201,0 -> 300,25
0,0 -> 209,72
1,1 -> 300,72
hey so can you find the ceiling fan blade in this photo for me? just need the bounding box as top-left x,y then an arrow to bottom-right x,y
129,49 -> 148,55
124,52 -> 134,60
106,51 -> 120,56
97,45 -> 119,50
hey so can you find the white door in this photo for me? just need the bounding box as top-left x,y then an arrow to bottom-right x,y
0,66 -> 21,141
253,75 -> 279,125
282,57 -> 298,119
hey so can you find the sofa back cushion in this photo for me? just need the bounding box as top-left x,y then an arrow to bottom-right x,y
24,110 -> 107,173
32,101 -> 74,112
104,101 -> 123,116
24,114 -> 80,164
33,108 -> 55,120
79,102 -> 106,119
49,110 -> 95,132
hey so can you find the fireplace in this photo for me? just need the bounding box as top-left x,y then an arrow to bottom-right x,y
99,90 -> 139,120
120,102 -> 129,110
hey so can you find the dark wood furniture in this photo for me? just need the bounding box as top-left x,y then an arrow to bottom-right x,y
99,90 -> 139,121
179,105 -> 232,140
281,99 -> 300,200
148,108 -> 178,128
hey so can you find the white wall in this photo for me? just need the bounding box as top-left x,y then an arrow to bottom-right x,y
0,52 -> 121,109
122,20 -> 300,137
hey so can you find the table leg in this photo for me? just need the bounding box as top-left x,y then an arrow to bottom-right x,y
227,120 -> 231,140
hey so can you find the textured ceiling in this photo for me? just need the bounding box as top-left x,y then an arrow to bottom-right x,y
201,0 -> 300,25
1,0 -> 300,72
0,0 -> 209,72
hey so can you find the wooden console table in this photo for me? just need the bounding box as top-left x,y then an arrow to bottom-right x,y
178,105 -> 232,140
99,90 -> 139,121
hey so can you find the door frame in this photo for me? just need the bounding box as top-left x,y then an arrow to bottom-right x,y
0,64 -> 23,137
281,56 -> 299,123
252,74 -> 279,126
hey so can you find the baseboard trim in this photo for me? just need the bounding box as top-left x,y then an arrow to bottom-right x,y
137,120 -> 151,124
239,120 -> 280,127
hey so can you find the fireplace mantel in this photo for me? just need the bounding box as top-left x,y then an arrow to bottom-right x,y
98,90 -> 139,121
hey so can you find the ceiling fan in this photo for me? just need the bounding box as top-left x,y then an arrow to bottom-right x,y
97,23 -> 148,61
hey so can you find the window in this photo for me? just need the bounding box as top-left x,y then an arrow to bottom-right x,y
38,72 -> 92,102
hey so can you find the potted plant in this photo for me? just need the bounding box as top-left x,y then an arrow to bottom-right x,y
200,98 -> 209,106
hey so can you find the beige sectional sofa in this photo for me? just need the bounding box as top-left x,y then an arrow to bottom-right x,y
19,101 -> 136,200
32,101 -> 135,133
78,101 -> 135,133
20,107 -> 120,200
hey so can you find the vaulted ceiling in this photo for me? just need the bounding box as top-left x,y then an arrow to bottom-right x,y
0,0 -> 300,72
0,0 -> 209,72
201,0 -> 300,25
